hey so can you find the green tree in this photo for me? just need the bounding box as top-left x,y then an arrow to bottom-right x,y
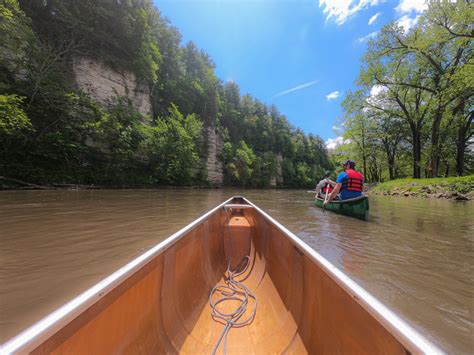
0,94 -> 32,152
142,104 -> 202,185
354,0 -> 473,178
223,140 -> 256,186
0,0 -> 35,92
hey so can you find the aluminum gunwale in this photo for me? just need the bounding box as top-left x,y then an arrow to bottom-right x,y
1,195 -> 443,354
243,197 -> 442,355
0,196 -> 235,354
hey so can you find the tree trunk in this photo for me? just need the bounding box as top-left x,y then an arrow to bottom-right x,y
444,162 -> 449,177
362,153 -> 367,179
388,156 -> 395,180
383,143 -> 395,180
429,109 -> 443,177
412,129 -> 421,178
455,112 -> 473,176
0,176 -> 53,190
455,127 -> 466,176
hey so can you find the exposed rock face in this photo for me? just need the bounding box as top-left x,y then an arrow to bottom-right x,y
72,56 -> 152,116
276,153 -> 283,184
206,127 -> 223,185
270,153 -> 283,187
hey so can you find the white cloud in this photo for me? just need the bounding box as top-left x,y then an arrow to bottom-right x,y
326,91 -> 340,100
395,0 -> 428,14
397,14 -> 420,32
367,84 -> 389,106
357,31 -> 378,43
332,125 -> 342,131
368,12 -> 381,25
394,0 -> 427,32
319,0 -> 383,25
325,136 -> 348,150
273,80 -> 319,98
370,84 -> 387,97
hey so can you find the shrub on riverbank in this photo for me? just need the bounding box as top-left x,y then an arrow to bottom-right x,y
370,176 -> 474,200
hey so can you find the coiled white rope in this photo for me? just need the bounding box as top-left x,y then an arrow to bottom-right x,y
209,210 -> 257,355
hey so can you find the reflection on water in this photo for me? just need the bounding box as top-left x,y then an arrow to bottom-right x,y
0,190 -> 472,353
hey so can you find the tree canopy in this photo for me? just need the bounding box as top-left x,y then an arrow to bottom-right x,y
337,0 -> 473,181
0,0 -> 332,187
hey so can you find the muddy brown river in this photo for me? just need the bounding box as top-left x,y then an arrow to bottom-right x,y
0,190 -> 472,353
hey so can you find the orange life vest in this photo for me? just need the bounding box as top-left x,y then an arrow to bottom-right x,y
342,169 -> 364,192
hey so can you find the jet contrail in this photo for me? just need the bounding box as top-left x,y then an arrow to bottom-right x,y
273,80 -> 319,98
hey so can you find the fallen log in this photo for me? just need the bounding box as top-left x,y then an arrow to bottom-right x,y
51,183 -> 100,189
0,176 -> 54,190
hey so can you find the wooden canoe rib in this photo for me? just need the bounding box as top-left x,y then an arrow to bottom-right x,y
1,196 -> 441,354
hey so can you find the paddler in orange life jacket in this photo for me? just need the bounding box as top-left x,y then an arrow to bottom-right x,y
314,170 -> 335,198
324,160 -> 364,206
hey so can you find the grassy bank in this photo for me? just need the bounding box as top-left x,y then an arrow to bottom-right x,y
370,176 -> 474,200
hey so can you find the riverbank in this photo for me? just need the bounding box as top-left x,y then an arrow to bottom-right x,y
0,176 -> 99,190
369,176 -> 474,200
0,176 -> 217,190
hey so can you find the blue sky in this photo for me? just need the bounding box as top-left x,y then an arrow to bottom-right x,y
153,0 -> 427,146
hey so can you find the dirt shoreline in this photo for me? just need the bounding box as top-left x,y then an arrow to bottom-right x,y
369,188 -> 472,200
367,177 -> 474,201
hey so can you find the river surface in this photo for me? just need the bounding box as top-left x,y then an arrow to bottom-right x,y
0,190 -> 472,353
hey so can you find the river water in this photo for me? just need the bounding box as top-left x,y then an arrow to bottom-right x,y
0,190 -> 472,353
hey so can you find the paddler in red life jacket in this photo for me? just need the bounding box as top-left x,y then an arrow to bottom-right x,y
314,170 -> 336,198
324,160 -> 364,206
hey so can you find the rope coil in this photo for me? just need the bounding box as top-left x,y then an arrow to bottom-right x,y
209,209 -> 257,355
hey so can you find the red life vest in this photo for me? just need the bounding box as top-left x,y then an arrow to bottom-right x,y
322,182 -> 334,193
342,169 -> 364,192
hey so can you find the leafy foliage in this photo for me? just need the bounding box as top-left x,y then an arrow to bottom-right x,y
1,0 -> 332,187
339,0 -> 473,181
222,140 -> 257,186
0,94 -> 31,136
141,104 -> 203,185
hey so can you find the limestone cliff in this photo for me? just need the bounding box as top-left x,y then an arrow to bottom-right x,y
73,56 -> 224,185
270,153 -> 283,187
72,56 -> 152,116
206,127 -> 224,185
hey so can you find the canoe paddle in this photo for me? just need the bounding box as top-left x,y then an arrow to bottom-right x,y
323,189 -> 329,213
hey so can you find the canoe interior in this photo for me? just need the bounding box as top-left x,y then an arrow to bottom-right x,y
315,195 -> 369,220
19,197 -> 406,354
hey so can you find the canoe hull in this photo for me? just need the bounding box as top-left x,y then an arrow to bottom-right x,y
2,196 -> 438,354
315,195 -> 369,220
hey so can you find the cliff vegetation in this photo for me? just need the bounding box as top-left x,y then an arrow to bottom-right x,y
0,0 -> 332,188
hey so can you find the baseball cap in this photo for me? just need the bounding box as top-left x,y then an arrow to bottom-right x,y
343,160 -> 356,168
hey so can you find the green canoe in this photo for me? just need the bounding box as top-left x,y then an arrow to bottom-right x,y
314,195 -> 369,220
